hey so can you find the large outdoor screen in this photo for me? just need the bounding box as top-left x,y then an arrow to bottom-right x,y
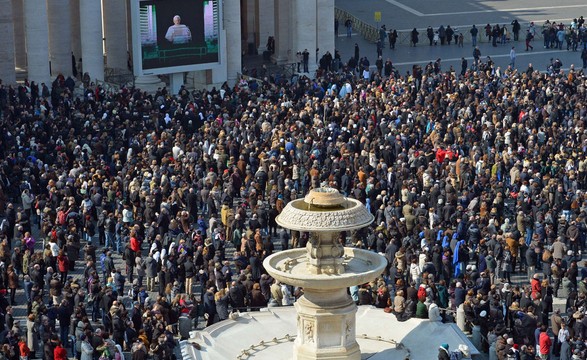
131,0 -> 221,75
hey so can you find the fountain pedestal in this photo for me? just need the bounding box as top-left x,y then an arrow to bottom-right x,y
294,288 -> 359,360
264,188 -> 387,360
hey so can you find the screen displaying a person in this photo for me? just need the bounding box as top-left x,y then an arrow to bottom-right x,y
165,15 -> 192,44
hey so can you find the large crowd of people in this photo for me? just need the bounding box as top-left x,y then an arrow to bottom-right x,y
2,17 -> 587,360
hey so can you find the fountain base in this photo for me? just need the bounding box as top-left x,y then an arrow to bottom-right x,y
294,288 -> 360,360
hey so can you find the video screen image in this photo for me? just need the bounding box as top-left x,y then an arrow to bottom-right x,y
139,0 -> 219,70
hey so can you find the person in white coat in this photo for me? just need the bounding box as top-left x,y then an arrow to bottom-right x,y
428,303 -> 442,322
281,284 -> 294,306
80,335 -> 94,360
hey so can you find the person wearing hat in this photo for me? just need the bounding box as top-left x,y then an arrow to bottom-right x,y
506,343 -> 520,360
457,344 -> 470,358
438,343 -> 450,360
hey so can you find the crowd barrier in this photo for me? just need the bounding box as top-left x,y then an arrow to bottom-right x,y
335,8 -> 564,46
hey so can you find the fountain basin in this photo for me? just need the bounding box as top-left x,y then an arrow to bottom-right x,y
275,197 -> 374,232
263,248 -> 387,290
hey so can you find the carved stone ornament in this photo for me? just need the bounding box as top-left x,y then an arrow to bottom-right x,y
276,189 -> 374,232
304,321 -> 315,343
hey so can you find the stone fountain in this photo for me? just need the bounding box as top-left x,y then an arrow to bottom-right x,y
263,188 -> 387,360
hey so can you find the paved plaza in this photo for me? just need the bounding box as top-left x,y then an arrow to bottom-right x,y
333,0 -> 587,75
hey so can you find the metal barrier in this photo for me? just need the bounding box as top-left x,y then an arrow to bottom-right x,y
104,68 -> 135,89
240,62 -> 299,84
335,8 -> 553,46
335,8 -> 379,43
95,79 -> 122,94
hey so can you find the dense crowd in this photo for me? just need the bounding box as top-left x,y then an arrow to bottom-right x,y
2,21 -> 587,360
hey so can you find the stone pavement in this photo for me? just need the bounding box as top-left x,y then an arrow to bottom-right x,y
244,1 -> 587,85
331,0 -> 587,75
337,0 -> 587,32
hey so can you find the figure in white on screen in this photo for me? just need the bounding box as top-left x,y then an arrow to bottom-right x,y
165,15 -> 192,44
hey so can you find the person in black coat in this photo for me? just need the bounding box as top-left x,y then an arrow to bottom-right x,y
268,206 -> 279,236
279,230 -> 290,251
158,267 -> 169,297
438,343 -> 451,360
214,289 -> 230,321
203,287 -> 216,326
229,280 -> 246,312
249,253 -> 262,282
186,188 -> 199,216
454,282 -> 466,308
112,311 -> 125,346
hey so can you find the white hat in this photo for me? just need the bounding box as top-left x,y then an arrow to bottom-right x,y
480,310 -> 487,318
458,344 -> 470,357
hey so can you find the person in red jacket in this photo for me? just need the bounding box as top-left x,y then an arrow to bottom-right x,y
436,146 -> 447,163
531,273 -> 542,300
53,340 -> 67,360
18,336 -> 30,360
538,325 -> 552,359
130,233 -> 141,253
56,250 -> 69,285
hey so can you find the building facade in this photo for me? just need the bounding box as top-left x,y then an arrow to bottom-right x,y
0,0 -> 334,89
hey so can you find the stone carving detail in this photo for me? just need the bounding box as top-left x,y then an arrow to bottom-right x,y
277,198 -> 373,230
304,321 -> 315,343
345,319 -> 352,340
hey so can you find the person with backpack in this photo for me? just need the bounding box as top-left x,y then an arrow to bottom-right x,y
57,207 -> 68,229
105,213 -> 116,250
473,46 -> 481,70
99,249 -> 108,284
104,251 -> 115,282
115,218 -> 125,255
525,30 -> 534,51
124,245 -> 136,283
438,343 -> 450,360
56,250 -> 69,285
144,252 -> 158,292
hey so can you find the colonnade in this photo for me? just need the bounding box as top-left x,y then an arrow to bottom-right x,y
0,0 -> 334,88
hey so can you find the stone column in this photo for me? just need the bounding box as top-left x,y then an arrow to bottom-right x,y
134,75 -> 165,94
12,0 -> 26,69
293,0 -> 317,74
244,0 -> 256,52
70,0 -> 81,68
272,0 -> 291,64
256,0 -> 274,54
186,70 -> 208,90
0,0 -> 16,84
126,0 -> 133,62
48,0 -> 73,77
224,0 -> 241,85
24,0 -> 50,84
211,27 -> 228,85
103,0 -> 128,70
79,0 -> 104,81
316,0 -> 335,60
